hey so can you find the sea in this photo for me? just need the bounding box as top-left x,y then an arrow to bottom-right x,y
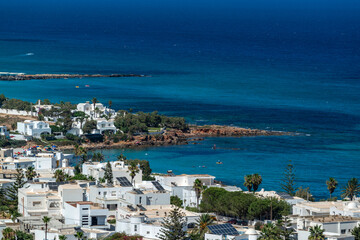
0,0 -> 360,199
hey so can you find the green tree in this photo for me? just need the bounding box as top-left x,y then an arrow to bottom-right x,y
351,225 -> 360,240
128,162 -> 139,185
326,177 -> 338,200
281,161 -> 295,196
193,179 -> 206,209
53,169 -> 66,182
59,235 -> 67,240
258,222 -> 281,240
252,173 -> 263,192
199,187 -> 227,213
244,174 -> 253,192
295,187 -> 314,201
157,207 -> 186,240
342,178 -> 360,201
15,230 -> 34,240
104,161 -> 113,184
6,168 -> 26,206
192,213 -> 215,238
2,227 -> 15,240
74,144 -> 88,164
170,196 -> 183,208
82,120 -> 97,134
308,225 -> 325,240
25,166 -> 37,181
42,216 -> 51,240
74,231 -> 84,240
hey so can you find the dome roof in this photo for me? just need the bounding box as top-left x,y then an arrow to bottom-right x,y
245,229 -> 258,235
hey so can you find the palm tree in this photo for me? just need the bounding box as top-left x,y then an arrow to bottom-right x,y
76,116 -> 85,129
193,179 -> 206,208
193,213 -> 215,238
342,178 -> 360,201
42,216 -> 51,240
117,154 -> 127,161
54,169 -> 65,182
74,144 -> 87,164
2,227 -> 15,240
326,177 -> 338,199
308,225 -> 325,240
244,174 -> 253,192
128,162 -> 139,186
92,97 -> 97,118
252,173 -> 263,192
259,223 -> 280,240
25,166 -> 37,181
74,230 -> 84,240
59,235 -> 67,240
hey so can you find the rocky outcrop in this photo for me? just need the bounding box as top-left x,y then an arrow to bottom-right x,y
0,73 -> 146,81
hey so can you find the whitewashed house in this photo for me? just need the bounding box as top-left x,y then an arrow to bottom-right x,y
82,161 -> 142,184
77,101 -> 116,119
17,120 -> 51,139
97,119 -> 117,134
296,215 -> 359,240
330,202 -> 360,218
0,126 -> 9,138
63,201 -> 109,229
116,205 -> 200,239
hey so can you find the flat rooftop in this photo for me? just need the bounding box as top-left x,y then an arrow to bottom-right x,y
302,215 -> 360,223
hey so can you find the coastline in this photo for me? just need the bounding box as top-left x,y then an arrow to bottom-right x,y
55,125 -> 292,151
0,73 -> 147,81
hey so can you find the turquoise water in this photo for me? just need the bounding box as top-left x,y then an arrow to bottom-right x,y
1,0 -> 360,199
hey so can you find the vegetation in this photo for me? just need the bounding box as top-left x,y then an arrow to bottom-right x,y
326,177 -> 338,199
157,207 -> 187,240
54,169 -> 66,182
258,217 -> 294,240
42,216 -> 51,240
342,178 -> 360,201
281,161 -> 296,196
243,173 -> 262,192
193,179 -> 207,209
295,186 -> 315,201
123,159 -> 154,180
1,98 -> 33,111
308,225 -> 325,240
104,161 -> 114,184
0,139 -> 27,148
6,168 -> 26,207
114,110 -> 188,134
82,120 -> 97,134
191,213 -> 215,239
351,225 -> 360,240
128,162 -> 140,185
2,227 -> 16,240
104,232 -> 143,240
25,166 -> 37,181
74,231 -> 84,240
91,152 -> 105,162
170,196 -> 183,208
200,187 -> 290,220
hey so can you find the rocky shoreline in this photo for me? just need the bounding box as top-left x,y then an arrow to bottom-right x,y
57,125 -> 292,151
0,73 -> 146,81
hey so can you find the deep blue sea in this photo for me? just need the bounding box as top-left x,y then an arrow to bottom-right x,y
1,0 -> 360,199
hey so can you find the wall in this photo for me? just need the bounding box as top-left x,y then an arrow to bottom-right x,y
0,108 -> 38,116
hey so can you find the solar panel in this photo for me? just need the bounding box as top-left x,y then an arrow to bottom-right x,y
127,205 -> 136,211
152,181 -> 165,192
276,192 -> 293,199
208,223 -> 239,236
116,177 -> 132,187
133,189 -> 143,194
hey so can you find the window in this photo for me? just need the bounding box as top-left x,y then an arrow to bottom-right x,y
139,197 -> 142,204
341,229 -> 346,234
111,191 -> 116,196
134,225 -> 137,232
82,208 -> 89,211
32,201 -> 41,207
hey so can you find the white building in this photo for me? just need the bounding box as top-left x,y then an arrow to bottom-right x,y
155,174 -> 216,208
96,120 -> 117,134
82,161 -> 142,185
116,205 -> 200,239
18,184 -> 61,217
330,202 -> 360,218
204,223 -> 254,240
63,201 -> 109,229
296,215 -> 359,240
0,148 -> 13,160
0,126 -> 9,138
17,120 -> 51,139
293,201 -> 344,217
77,101 -> 116,119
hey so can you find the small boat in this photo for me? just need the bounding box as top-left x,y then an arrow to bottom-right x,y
212,144 -> 216,150
76,86 -> 79,88
85,85 -> 90,87
216,161 -> 223,165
